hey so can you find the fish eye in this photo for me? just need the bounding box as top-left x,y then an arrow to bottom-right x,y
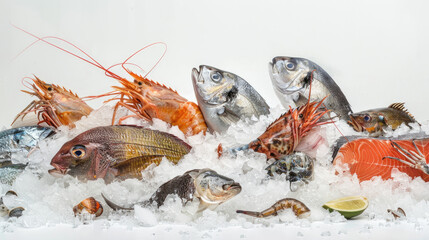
211,72 -> 222,82
286,62 -> 295,70
363,115 -> 371,122
71,145 -> 86,158
47,87 -> 53,91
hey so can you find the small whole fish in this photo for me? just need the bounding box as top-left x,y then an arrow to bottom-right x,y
269,56 -> 352,120
102,168 -> 242,212
192,65 -> 270,133
348,103 -> 418,135
0,126 -> 55,161
236,198 -> 310,218
49,125 -> 191,182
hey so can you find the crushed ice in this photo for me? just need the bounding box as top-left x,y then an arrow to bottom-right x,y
1,104 -> 429,231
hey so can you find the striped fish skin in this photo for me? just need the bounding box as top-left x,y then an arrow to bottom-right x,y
0,126 -> 55,161
50,125 -> 191,182
333,137 -> 429,182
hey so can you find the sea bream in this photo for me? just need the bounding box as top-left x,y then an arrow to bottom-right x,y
49,125 -> 191,182
102,169 -> 242,212
269,57 -> 352,120
348,103 -> 418,135
192,65 -> 270,133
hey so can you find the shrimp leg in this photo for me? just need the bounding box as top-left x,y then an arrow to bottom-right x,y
382,140 -> 429,175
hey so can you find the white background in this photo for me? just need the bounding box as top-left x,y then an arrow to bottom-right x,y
1,0 -> 429,128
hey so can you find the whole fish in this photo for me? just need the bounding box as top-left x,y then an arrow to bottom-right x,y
0,126 -> 55,161
348,103 -> 418,135
269,56 -> 352,120
102,168 -> 242,212
0,161 -> 26,185
192,65 -> 270,133
332,133 -> 429,182
49,125 -> 191,182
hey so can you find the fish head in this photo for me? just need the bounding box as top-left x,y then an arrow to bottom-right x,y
192,65 -> 238,106
49,138 -> 105,179
269,57 -> 315,95
348,111 -> 385,133
194,169 -> 241,205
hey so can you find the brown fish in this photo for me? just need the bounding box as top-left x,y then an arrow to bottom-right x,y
348,103 -> 418,135
102,168 -> 242,212
49,125 -> 191,182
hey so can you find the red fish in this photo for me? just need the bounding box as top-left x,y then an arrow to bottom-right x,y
333,137 -> 429,182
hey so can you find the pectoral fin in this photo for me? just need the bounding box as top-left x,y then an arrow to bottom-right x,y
111,155 -> 166,179
218,107 -> 241,125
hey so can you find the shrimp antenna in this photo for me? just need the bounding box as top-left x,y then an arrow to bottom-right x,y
21,77 -> 34,91
121,42 -> 168,78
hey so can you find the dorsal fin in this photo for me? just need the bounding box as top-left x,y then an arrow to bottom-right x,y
388,102 -> 416,121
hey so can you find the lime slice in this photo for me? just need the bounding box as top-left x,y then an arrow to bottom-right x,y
322,196 -> 369,219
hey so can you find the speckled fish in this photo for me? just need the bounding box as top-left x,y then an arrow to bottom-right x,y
102,168 -> 241,212
192,65 -> 270,133
348,103 -> 418,135
269,57 -> 352,120
0,161 -> 27,185
0,126 -> 55,161
49,125 -> 191,182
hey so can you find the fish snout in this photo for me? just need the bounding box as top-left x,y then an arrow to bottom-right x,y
272,56 -> 291,65
192,67 -> 203,84
223,182 -> 242,192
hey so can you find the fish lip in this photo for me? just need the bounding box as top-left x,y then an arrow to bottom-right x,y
227,182 -> 242,192
48,168 -> 68,177
348,115 -> 363,132
192,67 -> 203,84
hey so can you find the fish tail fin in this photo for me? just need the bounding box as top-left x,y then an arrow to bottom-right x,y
101,193 -> 134,211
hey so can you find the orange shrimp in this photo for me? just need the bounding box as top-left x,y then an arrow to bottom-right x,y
12,77 -> 93,128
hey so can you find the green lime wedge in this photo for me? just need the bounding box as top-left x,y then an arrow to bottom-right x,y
322,196 -> 369,219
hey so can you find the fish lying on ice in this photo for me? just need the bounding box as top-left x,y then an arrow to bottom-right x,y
269,56 -> 352,120
332,134 -> 429,182
49,125 -> 191,182
192,65 -> 270,133
348,103 -> 418,135
102,168 -> 241,212
0,126 -> 55,162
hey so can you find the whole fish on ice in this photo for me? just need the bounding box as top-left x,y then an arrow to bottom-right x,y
332,133 -> 429,182
348,103 -> 418,135
192,65 -> 270,133
269,56 -> 352,120
102,168 -> 241,212
49,125 -> 191,182
0,126 -> 55,162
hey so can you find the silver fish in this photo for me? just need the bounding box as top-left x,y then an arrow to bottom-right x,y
0,126 -> 55,161
102,168 -> 242,212
192,65 -> 270,133
269,57 -> 352,120
0,161 -> 26,185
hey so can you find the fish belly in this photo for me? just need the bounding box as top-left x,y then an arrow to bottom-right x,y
333,138 -> 429,182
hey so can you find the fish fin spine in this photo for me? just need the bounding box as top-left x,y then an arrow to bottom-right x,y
388,102 -> 416,121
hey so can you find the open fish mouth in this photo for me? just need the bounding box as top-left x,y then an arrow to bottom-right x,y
191,67 -> 203,84
48,165 -> 68,177
223,182 -> 242,192
347,116 -> 364,132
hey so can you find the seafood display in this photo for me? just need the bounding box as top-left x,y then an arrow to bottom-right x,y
13,77 -> 93,128
49,125 -> 191,182
106,70 -> 207,136
269,57 -> 352,120
236,198 -> 310,218
103,169 -> 241,212
0,126 -> 54,161
333,136 -> 429,182
0,191 -> 25,218
73,197 -> 103,217
348,103 -> 418,135
192,65 -> 270,133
